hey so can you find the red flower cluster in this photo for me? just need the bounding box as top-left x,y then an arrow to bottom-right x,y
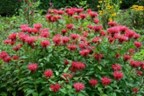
112,64 -> 122,71
70,61 -> 86,72
89,79 -> 98,87
113,71 -> 123,80
41,40 -> 50,48
50,83 -> 61,92
44,69 -> 53,78
0,51 -> 11,62
101,77 -> 111,86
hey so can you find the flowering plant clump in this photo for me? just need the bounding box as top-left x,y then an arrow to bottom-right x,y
0,8 -> 144,96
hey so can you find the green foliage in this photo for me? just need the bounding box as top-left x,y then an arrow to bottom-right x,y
39,0 -> 98,11
117,9 -> 144,34
121,0 -> 138,9
0,0 -> 20,16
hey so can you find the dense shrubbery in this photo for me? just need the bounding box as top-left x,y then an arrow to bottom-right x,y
0,0 -> 142,16
0,8 -> 143,96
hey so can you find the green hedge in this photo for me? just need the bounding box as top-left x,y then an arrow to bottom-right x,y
121,0 -> 139,9
0,0 -> 20,16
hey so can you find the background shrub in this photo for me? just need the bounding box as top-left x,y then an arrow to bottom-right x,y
0,0 -> 143,16
0,0 -> 20,16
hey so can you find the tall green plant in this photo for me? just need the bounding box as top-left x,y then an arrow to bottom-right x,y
19,0 -> 41,25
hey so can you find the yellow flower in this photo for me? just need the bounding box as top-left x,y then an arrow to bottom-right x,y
107,5 -> 113,9
98,1 -> 102,3
98,10 -> 103,15
111,13 -> 117,17
131,5 -> 138,8
97,5 -> 100,8
109,18 -> 113,21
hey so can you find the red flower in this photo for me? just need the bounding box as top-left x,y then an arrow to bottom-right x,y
27,63 -> 38,72
94,18 -> 99,24
62,36 -> 70,44
12,44 -> 22,51
66,8 -> 75,16
64,59 -> 69,65
40,28 -> 50,38
113,71 -> 123,80
87,24 -> 93,29
118,35 -> 128,43
112,64 -> 122,71
141,63 -> 144,69
25,36 -> 36,45
115,53 -> 120,58
88,11 -> 98,18
33,23 -> 42,30
75,8 -> 83,13
101,77 -> 111,86
79,49 -> 90,57
12,55 -> 19,60
136,70 -> 143,76
134,41 -> 142,48
61,29 -> 67,34
79,42 -> 88,49
70,34 -> 79,40
41,40 -> 50,48
133,33 -> 140,39
8,33 -> 17,40
46,14 -> 60,22
57,10 -> 64,15
93,25 -> 102,32
123,54 -> 131,61
94,53 -> 103,61
79,13 -> 87,19
66,24 -> 74,30
89,79 -> 98,87
20,24 -> 29,32
3,39 -> 15,45
125,30 -> 135,38
67,44 -> 77,51
3,56 -> 11,63
44,69 -> 53,78
71,61 -> 86,71
107,26 -> 120,35
73,82 -> 85,92
50,83 -> 61,92
108,21 -> 117,27
132,88 -> 139,93
100,30 -> 106,36
128,48 -> 135,55
92,36 -> 101,43
130,60 -> 141,68
31,28 -> 39,34
0,51 -> 9,59
73,15 -> 80,20
82,31 -> 88,37
52,34 -> 62,45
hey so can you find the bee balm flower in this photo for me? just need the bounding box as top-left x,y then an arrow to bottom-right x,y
73,82 -> 85,92
27,63 -> 38,72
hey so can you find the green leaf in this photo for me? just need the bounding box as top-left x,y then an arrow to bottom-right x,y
0,92 -> 7,96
